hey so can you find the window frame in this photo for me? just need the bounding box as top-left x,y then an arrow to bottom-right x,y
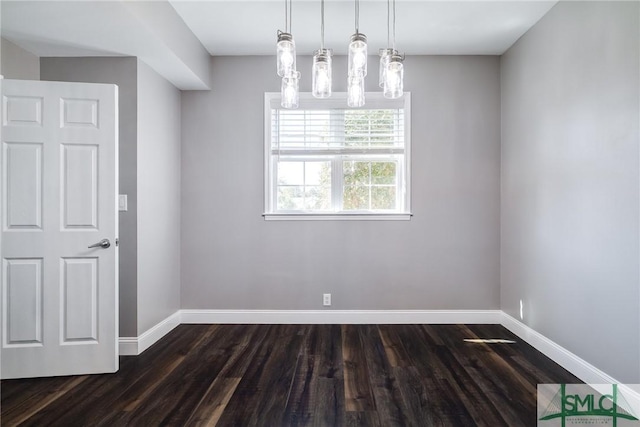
263,92 -> 412,221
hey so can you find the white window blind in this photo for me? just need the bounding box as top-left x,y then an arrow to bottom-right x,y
264,93 -> 411,220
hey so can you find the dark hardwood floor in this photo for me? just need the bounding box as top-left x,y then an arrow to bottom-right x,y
1,324 -> 579,426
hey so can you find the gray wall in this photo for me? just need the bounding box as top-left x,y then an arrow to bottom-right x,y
1,38 -> 39,80
180,55 -> 501,310
136,60 -> 181,334
41,57 -> 139,337
501,1 -> 640,383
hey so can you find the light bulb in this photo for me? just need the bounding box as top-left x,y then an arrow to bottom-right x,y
312,49 -> 332,99
317,71 -> 329,91
347,74 -> 365,107
281,71 -> 300,109
281,50 -> 293,68
285,85 -> 296,100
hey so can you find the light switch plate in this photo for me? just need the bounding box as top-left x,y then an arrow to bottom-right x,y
118,194 -> 128,212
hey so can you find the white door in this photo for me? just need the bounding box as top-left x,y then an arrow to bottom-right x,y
0,79 -> 118,379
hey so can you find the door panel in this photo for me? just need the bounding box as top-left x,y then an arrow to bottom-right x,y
61,257 -> 98,342
1,79 -> 118,379
2,95 -> 43,127
61,143 -> 98,229
3,142 -> 43,229
3,258 -> 43,345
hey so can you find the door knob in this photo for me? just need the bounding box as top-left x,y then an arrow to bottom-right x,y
88,238 -> 111,249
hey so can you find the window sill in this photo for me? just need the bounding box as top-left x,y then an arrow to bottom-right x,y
263,213 -> 413,221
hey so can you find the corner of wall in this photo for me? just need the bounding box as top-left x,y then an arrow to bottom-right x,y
1,38 -> 40,80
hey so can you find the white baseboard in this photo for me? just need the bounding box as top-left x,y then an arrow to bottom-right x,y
118,337 -> 139,356
119,309 -> 501,356
501,312 -> 640,409
118,311 -> 181,356
179,309 -> 503,324
501,312 -> 618,384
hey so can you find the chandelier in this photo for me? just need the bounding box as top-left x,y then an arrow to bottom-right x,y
276,0 -> 405,109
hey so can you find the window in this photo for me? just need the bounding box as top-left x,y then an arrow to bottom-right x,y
264,92 -> 411,220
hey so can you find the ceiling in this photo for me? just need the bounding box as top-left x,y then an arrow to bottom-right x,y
1,1 -> 558,89
170,0 -> 557,56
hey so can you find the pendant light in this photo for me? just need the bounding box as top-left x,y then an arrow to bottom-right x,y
347,0 -> 367,107
312,0 -> 332,98
277,0 -> 299,108
383,0 -> 404,99
276,0 -> 296,78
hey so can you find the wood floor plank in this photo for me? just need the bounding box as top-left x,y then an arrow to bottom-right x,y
316,324 -> 343,380
115,325 -> 240,426
282,353 -> 317,427
246,325 -> 306,426
345,411 -> 381,427
430,324 -> 535,425
394,324 -> 478,426
377,324 -> 411,368
215,325 -> 304,426
159,325 -> 267,426
392,366 -> 439,426
466,324 -> 580,384
185,325 -> 268,426
341,325 -> 376,413
96,325 -> 218,426
314,377 -> 346,427
359,325 -> 409,427
184,377 -> 242,427
19,324 -> 217,427
1,324 -> 584,426
0,376 -> 63,409
429,344 -> 511,426
61,325 -> 224,427
0,375 -> 87,427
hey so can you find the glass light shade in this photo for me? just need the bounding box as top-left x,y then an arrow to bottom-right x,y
312,49 -> 332,99
277,32 -> 296,77
383,56 -> 404,99
281,71 -> 300,109
379,48 -> 393,88
347,74 -> 365,107
348,33 -> 368,77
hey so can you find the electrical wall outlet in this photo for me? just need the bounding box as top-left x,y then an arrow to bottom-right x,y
323,293 -> 331,306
